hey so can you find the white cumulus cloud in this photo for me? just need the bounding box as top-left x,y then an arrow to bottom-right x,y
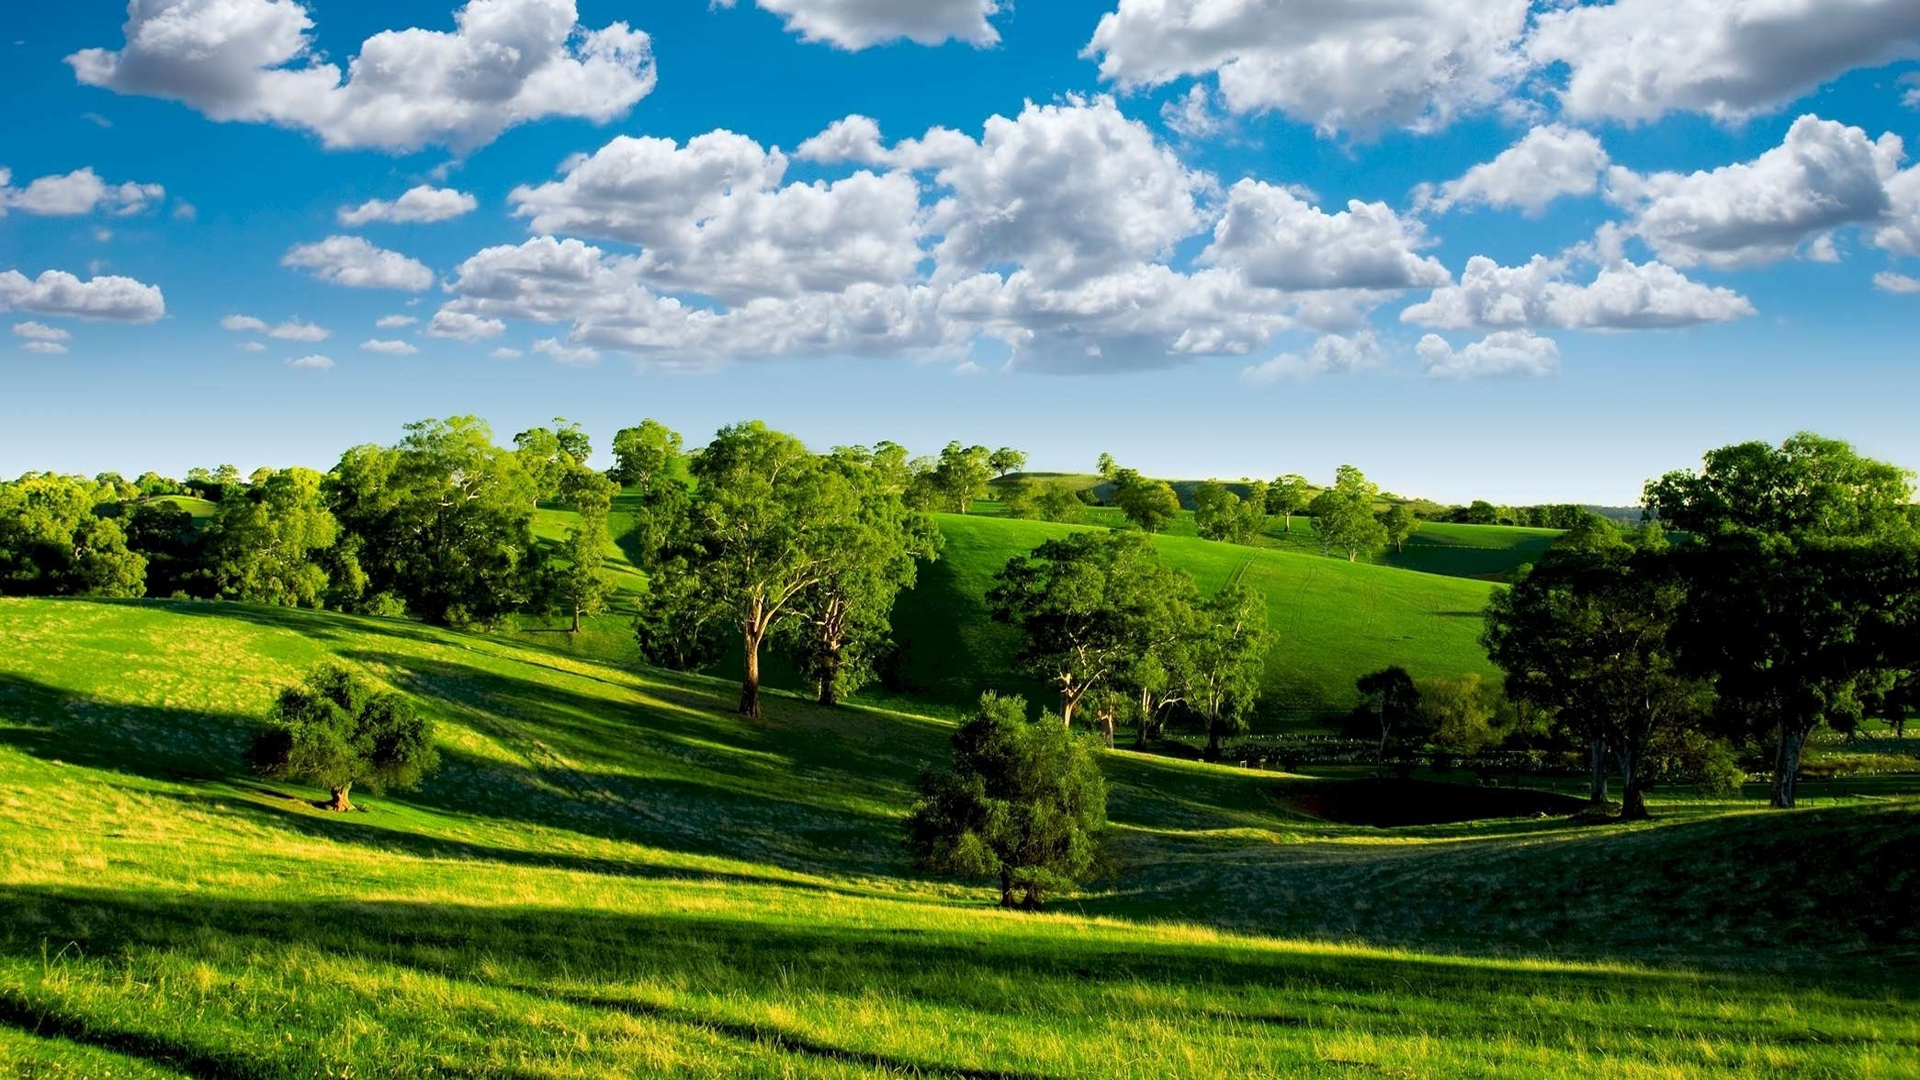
1874,271 -> 1920,293
712,0 -> 1001,49
286,354 -> 334,370
1529,0 -> 1920,125
283,236 -> 434,291
338,186 -> 477,226
0,268 -> 165,322
361,338 -> 420,354
1083,0 -> 1532,136
0,167 -> 164,217
1201,180 -> 1450,291
69,0 -> 657,153
1401,253 -> 1755,331
1417,330 -> 1559,379
1241,332 -> 1384,384
1606,115 -> 1903,268
1417,125 -> 1611,216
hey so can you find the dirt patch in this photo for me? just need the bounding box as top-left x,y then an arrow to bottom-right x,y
1271,777 -> 1589,827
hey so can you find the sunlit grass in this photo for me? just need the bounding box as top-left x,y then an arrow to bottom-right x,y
0,596 -> 1914,1079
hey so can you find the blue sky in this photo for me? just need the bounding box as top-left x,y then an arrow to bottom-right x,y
3,0 -> 1919,504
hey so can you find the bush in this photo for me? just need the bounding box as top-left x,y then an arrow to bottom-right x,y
246,665 -> 439,811
906,692 -> 1106,909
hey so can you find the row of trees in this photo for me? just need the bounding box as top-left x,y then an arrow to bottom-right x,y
1486,434 -> 1920,813
987,531 -> 1270,757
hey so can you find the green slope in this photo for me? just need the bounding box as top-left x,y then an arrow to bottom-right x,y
892,514 -> 1502,727
0,598 -> 1915,1078
974,499 -> 1556,582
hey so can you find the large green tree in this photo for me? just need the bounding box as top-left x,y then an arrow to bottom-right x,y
201,467 -> 340,608
324,417 -> 542,626
1193,482 -> 1266,545
653,422 -> 860,718
1380,503 -> 1421,554
1484,533 -> 1710,819
245,665 -> 439,812
780,446 -> 942,706
1267,475 -> 1310,532
989,530 -> 1184,728
1644,433 -> 1920,807
555,471 -> 619,634
988,447 -> 1028,478
608,419 -> 684,491
1186,581 -> 1271,760
1310,466 -> 1387,561
0,474 -> 146,597
906,692 -> 1107,910
514,419 -> 592,505
1111,470 -> 1181,534
1348,666 -> 1425,763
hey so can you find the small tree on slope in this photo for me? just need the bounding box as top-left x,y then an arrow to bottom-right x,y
906,692 -> 1107,909
246,665 -> 439,812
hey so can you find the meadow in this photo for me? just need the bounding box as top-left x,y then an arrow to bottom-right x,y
2,596 -> 1916,1079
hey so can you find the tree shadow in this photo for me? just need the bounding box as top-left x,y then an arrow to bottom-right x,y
6,885 -> 1879,1042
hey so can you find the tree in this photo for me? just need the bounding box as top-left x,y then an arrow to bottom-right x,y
1266,475 -> 1309,532
609,420 -> 684,491
653,422 -> 858,718
1349,667 -> 1424,762
780,447 -> 942,706
201,467 -> 340,608
245,665 -> 438,812
556,471 -> 618,634
1483,534 -> 1709,819
1310,466 -> 1387,561
1418,674 -> 1506,756
999,479 -> 1040,520
929,442 -> 993,513
1111,471 -> 1181,533
1186,581 -> 1271,760
1380,503 -> 1420,554
122,499 -> 202,597
1096,453 -> 1116,481
325,417 -> 542,627
514,419 -> 592,505
1193,482 -> 1266,545
1036,481 -> 1084,524
905,692 -> 1107,910
989,530 -> 1183,728
1644,433 -> 1920,807
0,475 -> 146,598
988,448 -> 1028,478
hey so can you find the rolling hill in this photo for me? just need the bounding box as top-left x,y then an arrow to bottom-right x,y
890,514 -> 1503,726
0,596 -> 1914,1078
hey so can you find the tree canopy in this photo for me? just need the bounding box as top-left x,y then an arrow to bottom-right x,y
905,692 -> 1107,910
245,664 -> 439,812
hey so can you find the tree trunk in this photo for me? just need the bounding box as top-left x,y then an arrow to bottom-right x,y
999,867 -> 1017,909
570,606 -> 582,634
739,629 -> 763,719
327,783 -> 353,812
1770,726 -> 1808,809
1283,512 -> 1293,533
1134,692 -> 1154,749
1021,885 -> 1043,911
1588,738 -> 1609,804
816,676 -> 838,708
1096,708 -> 1116,749
1205,724 -> 1222,762
1616,747 -> 1649,821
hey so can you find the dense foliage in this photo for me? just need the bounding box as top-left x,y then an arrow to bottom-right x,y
906,692 -> 1107,908
244,664 -> 439,812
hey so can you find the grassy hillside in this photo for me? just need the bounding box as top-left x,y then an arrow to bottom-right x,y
892,514 -> 1502,726
974,499 -> 1554,582
1,597 -> 1916,1078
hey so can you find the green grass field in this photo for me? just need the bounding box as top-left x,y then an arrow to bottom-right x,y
891,514 -> 1502,725
1,596 -> 1915,1079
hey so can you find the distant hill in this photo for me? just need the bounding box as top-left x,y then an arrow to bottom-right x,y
888,514 -> 1501,727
